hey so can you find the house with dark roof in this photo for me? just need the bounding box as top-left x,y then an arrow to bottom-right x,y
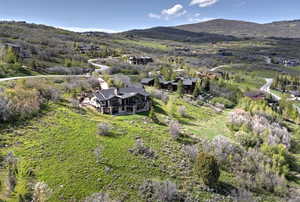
0,43 -> 22,58
244,90 -> 266,100
128,56 -> 153,65
141,78 -> 154,86
91,87 -> 151,115
290,90 -> 300,98
141,76 -> 199,94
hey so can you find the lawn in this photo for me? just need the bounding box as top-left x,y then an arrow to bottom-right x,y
113,39 -> 170,51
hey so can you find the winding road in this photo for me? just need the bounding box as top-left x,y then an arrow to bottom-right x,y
209,65 -> 227,72
260,78 -> 281,101
88,59 -> 110,72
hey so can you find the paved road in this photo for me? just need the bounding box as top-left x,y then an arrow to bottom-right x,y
209,65 -> 227,72
260,78 -> 281,101
88,59 -> 110,72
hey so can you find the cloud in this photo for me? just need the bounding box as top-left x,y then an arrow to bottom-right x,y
148,13 -> 161,19
161,4 -> 185,16
148,4 -> 186,20
190,0 -> 219,7
58,26 -> 120,33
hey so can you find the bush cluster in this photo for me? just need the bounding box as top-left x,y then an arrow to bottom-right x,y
0,79 -> 62,122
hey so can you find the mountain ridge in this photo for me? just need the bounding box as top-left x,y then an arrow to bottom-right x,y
120,19 -> 300,39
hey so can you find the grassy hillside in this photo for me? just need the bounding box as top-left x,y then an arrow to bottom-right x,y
1,86 -> 299,201
0,96 -> 236,201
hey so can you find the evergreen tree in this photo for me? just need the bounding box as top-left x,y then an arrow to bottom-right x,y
194,152 -> 220,186
177,80 -> 184,97
202,79 -> 210,92
4,47 -> 18,64
154,77 -> 160,89
149,107 -> 159,123
193,80 -> 202,98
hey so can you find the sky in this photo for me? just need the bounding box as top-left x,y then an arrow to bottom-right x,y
0,0 -> 300,33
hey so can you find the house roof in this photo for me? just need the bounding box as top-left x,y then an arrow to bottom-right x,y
290,91 -> 300,97
141,78 -> 154,84
95,87 -> 149,101
183,79 -> 193,86
244,91 -> 266,99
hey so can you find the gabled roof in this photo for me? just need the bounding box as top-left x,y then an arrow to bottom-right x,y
244,90 -> 266,99
183,79 -> 193,86
95,88 -> 116,100
141,78 -> 154,84
95,87 -> 149,101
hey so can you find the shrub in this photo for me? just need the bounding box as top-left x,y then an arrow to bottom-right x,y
139,180 -> 182,202
97,123 -> 112,136
5,87 -> 41,120
129,138 -> 156,159
184,144 -> 198,162
237,148 -> 288,195
211,97 -> 235,108
203,136 -> 244,170
84,192 -> 112,202
70,98 -> 80,109
235,131 -> 262,148
32,182 -> 52,202
194,152 -> 220,186
149,108 -> 159,123
5,152 -> 18,193
94,146 -> 104,163
228,109 -> 251,131
87,77 -> 100,89
178,106 -> 187,117
268,123 -> 291,149
169,120 -> 180,140
261,144 -> 290,176
166,97 -> 177,117
0,93 -> 11,122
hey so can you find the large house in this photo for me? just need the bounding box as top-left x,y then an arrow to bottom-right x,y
91,87 -> 151,115
0,43 -> 21,58
141,77 -> 199,94
128,56 -> 153,65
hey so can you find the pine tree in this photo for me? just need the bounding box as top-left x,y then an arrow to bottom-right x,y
4,47 -> 18,64
193,80 -> 201,98
154,77 -> 160,89
149,107 -> 159,123
194,152 -> 220,186
177,80 -> 184,97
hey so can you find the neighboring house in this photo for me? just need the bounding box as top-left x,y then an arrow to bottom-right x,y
218,49 -> 233,56
141,77 -> 199,94
196,71 -> 223,80
91,87 -> 151,115
244,91 -> 266,100
78,45 -> 100,54
0,43 -> 22,58
283,59 -> 300,67
175,47 -> 190,52
141,78 -> 154,86
128,56 -> 153,65
290,90 -> 300,98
